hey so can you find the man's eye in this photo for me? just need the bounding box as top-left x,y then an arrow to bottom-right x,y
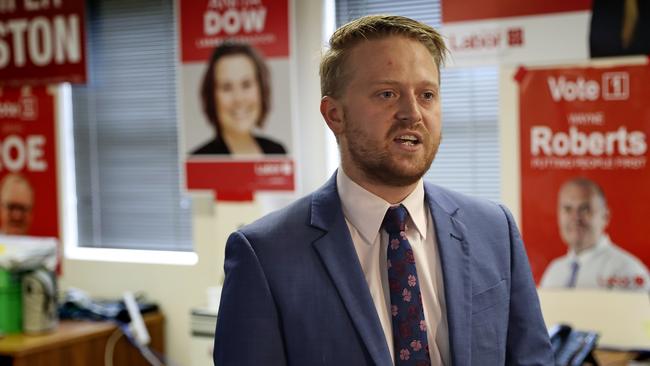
578,207 -> 591,215
422,91 -> 436,100
379,91 -> 395,98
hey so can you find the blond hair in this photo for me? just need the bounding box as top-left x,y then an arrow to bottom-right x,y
320,15 -> 447,98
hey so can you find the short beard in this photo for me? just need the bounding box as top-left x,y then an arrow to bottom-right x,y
342,118 -> 439,187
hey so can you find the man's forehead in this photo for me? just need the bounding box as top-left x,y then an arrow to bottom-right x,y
344,39 -> 438,80
349,36 -> 434,60
1,181 -> 32,200
367,79 -> 439,88
558,183 -> 605,206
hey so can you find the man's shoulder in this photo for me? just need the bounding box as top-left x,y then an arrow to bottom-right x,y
424,182 -> 506,217
598,239 -> 650,289
540,254 -> 571,288
235,174 -> 340,248
240,193 -> 314,238
602,240 -> 648,268
232,186 -> 341,256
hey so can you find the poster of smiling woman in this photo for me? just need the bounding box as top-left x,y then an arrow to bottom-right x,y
178,0 -> 295,200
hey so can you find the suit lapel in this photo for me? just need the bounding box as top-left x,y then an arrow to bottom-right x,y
425,184 -> 471,366
310,174 -> 392,366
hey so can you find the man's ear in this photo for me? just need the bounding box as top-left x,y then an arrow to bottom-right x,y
320,96 -> 344,135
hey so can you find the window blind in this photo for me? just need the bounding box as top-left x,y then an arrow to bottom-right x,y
335,0 -> 501,202
71,0 -> 192,251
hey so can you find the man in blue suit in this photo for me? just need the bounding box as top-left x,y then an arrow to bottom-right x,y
214,15 -> 554,366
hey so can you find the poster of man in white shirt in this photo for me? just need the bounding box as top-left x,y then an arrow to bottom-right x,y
541,177 -> 650,290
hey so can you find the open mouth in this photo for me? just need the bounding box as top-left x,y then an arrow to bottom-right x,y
394,134 -> 421,146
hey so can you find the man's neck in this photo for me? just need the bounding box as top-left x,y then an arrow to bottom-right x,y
571,235 -> 604,256
340,166 -> 419,204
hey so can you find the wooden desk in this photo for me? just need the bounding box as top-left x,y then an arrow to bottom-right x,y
594,349 -> 640,366
0,312 -> 164,366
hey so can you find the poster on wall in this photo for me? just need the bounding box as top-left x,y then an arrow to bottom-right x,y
518,63 -> 650,291
0,0 -> 87,85
0,85 -> 59,239
177,0 -> 295,201
440,0 -> 592,66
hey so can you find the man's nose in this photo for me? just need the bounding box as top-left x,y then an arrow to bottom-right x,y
568,210 -> 583,223
9,209 -> 25,220
6,204 -> 29,217
395,93 -> 422,124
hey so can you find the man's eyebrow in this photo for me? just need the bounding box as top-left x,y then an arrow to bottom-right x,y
368,80 -> 400,86
369,80 -> 439,88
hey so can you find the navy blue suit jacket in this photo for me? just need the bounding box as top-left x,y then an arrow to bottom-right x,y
214,173 -> 554,365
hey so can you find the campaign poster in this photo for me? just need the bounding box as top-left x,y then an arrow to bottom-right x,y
0,85 -> 59,239
518,64 -> 650,290
440,0 -> 592,67
0,0 -> 87,85
178,0 -> 295,201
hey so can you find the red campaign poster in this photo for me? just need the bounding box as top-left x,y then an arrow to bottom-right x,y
442,0 -> 590,23
179,0 -> 289,61
439,0 -> 592,67
0,0 -> 87,85
518,64 -> 650,291
0,86 -> 59,238
178,0 -> 295,200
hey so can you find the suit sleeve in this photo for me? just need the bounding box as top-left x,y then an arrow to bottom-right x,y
499,205 -> 555,366
213,231 -> 287,366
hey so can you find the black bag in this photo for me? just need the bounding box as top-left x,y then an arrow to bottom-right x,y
549,324 -> 599,366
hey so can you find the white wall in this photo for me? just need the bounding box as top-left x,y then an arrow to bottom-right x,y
58,1 -> 329,365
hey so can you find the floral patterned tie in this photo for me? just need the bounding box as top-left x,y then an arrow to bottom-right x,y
383,205 -> 431,366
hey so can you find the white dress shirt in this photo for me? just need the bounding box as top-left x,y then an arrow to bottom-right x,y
540,234 -> 650,291
337,169 -> 450,365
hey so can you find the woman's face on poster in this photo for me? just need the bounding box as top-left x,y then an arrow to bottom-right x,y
213,54 -> 262,135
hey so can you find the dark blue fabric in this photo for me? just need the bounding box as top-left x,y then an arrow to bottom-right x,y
213,171 -> 555,366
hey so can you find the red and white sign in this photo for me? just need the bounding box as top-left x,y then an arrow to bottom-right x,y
179,0 -> 289,62
441,0 -> 591,66
0,85 -> 59,238
186,159 -> 294,200
518,64 -> 650,283
178,0 -> 295,201
442,1 -> 590,23
0,0 -> 86,85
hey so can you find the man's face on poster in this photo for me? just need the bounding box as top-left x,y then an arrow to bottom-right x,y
0,180 -> 34,235
557,183 -> 609,254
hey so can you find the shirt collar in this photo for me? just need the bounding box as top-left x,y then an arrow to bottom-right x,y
569,234 -> 611,262
336,167 -> 427,244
